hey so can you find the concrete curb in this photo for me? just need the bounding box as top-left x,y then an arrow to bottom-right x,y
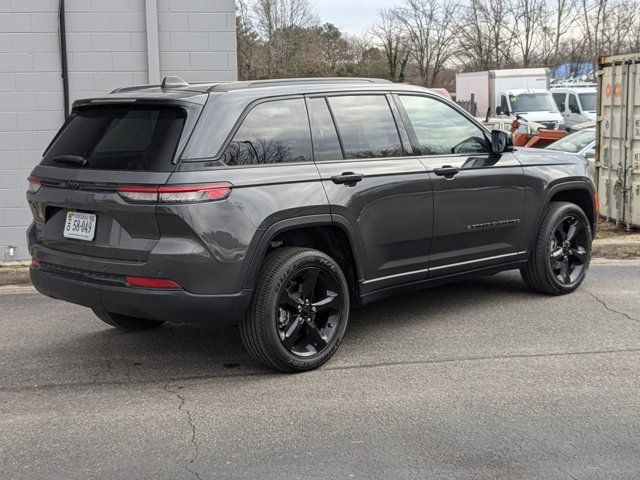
591,241 -> 640,259
2,240 -> 639,287
0,265 -> 32,287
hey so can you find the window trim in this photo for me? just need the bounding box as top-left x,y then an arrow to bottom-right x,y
305,96 -> 346,162
215,94 -> 315,168
394,92 -> 492,157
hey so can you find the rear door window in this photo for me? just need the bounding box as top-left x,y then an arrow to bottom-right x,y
327,95 -> 402,159
41,106 -> 186,171
222,98 -> 312,166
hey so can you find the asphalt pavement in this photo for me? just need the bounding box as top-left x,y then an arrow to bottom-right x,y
1,260 -> 639,479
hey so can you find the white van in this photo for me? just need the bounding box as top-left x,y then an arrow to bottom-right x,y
550,85 -> 597,130
496,88 -> 564,129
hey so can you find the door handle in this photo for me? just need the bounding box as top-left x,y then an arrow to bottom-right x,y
433,165 -> 459,178
331,172 -> 363,186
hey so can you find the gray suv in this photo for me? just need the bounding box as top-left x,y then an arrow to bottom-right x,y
27,77 -> 597,372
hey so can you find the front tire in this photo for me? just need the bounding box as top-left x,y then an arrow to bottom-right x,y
240,247 -> 350,372
521,201 -> 592,295
92,309 -> 165,331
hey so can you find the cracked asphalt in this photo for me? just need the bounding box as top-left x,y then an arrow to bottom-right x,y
1,260 -> 639,480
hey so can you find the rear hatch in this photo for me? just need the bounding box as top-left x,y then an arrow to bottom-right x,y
28,101 -> 197,262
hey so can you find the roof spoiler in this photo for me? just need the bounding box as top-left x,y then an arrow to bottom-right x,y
110,76 -> 191,94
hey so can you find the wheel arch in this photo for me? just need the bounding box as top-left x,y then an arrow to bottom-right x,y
242,214 -> 366,304
529,180 -> 597,252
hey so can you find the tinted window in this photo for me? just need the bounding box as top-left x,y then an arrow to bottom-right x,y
500,95 -> 509,113
223,98 -> 311,166
41,106 -> 186,171
552,92 -> 566,111
547,129 -> 595,153
568,94 -> 579,113
328,95 -> 402,159
399,95 -> 489,155
307,97 -> 342,161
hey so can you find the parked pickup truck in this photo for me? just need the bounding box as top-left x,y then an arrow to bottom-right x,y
27,77 -> 597,372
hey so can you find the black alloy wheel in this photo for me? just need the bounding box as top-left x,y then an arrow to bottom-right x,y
241,247 -> 350,372
520,201 -> 592,295
276,266 -> 342,357
548,214 -> 589,285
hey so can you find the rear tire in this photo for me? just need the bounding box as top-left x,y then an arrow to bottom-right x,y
240,247 -> 350,373
92,309 -> 165,331
520,201 -> 592,295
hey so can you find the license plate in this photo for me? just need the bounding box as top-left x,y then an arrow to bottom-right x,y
63,211 -> 96,241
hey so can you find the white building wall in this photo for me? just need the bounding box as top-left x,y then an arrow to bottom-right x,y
0,0 -> 237,262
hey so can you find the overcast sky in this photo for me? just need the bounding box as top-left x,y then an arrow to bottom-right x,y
315,0 -> 393,35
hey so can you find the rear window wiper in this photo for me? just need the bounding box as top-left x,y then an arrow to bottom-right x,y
53,155 -> 87,167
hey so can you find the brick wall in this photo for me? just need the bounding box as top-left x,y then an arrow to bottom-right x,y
0,0 -> 237,262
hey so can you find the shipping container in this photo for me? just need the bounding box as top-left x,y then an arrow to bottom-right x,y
596,54 -> 640,229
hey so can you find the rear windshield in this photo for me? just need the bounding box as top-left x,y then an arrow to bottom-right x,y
41,105 -> 186,171
546,129 -> 595,153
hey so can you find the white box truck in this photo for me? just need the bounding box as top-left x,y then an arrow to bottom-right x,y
456,68 -> 564,129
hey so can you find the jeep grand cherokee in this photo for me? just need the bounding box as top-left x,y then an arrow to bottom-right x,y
27,77 -> 597,372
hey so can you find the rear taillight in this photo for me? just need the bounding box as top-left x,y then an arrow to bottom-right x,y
117,183 -> 233,204
116,186 -> 158,202
31,258 -> 41,267
27,176 -> 41,193
594,193 -> 600,214
125,276 -> 182,289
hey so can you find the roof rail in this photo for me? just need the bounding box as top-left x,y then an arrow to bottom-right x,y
550,82 -> 597,88
209,77 -> 392,92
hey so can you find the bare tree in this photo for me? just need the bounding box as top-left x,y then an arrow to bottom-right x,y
236,0 -> 264,80
578,0 -> 608,64
458,0 -> 515,70
317,23 -> 352,74
252,0 -> 319,76
394,0 -> 461,86
601,0 -> 640,55
551,0 -> 577,59
509,0 -> 549,66
372,8 -> 410,82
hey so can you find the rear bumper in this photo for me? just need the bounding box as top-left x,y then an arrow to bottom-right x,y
30,264 -> 252,325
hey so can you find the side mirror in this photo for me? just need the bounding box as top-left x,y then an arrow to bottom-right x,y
496,106 -> 503,116
559,103 -> 565,112
584,149 -> 595,160
491,129 -> 511,155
